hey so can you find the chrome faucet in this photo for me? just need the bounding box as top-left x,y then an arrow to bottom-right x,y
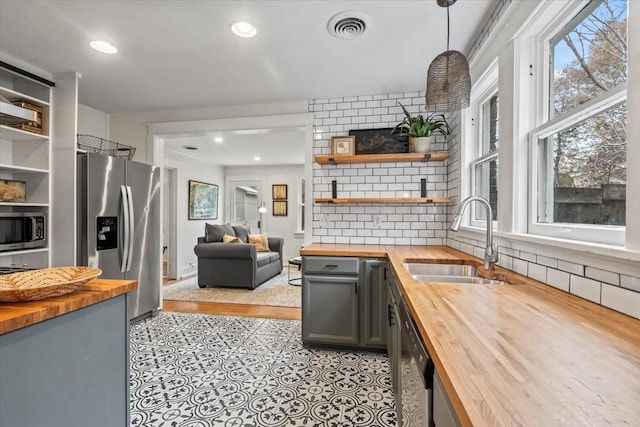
449,196 -> 498,270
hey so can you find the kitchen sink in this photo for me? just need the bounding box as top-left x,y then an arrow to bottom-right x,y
403,263 -> 509,285
403,263 -> 478,277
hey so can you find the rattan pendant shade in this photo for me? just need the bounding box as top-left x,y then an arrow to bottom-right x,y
425,0 -> 471,111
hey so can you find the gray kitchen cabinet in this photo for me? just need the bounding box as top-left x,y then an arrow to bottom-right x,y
361,258 -> 387,348
302,273 -> 360,345
0,295 -> 130,427
302,256 -> 360,346
433,370 -> 461,427
302,256 -> 387,349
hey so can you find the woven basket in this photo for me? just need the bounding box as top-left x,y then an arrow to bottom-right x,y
0,267 -> 102,302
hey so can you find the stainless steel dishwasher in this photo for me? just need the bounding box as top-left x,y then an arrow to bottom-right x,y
399,296 -> 434,427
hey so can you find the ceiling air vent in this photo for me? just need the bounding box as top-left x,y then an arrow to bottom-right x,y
327,11 -> 371,39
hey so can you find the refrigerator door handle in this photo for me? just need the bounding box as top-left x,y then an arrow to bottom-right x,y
120,185 -> 130,273
126,185 -> 135,272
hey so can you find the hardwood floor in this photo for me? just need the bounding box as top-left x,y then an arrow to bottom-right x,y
163,299 -> 301,320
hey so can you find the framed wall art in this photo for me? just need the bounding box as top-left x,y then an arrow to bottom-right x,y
331,135 -> 355,156
272,184 -> 288,200
273,200 -> 288,216
348,128 -> 409,154
188,180 -> 219,220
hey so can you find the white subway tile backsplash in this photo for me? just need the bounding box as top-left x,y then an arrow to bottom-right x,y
528,263 -> 547,283
585,267 -> 619,286
546,269 -> 570,292
558,260 -> 584,276
512,258 -> 528,276
601,284 -> 640,319
620,275 -> 640,292
519,251 -> 536,262
536,255 -> 558,269
570,276 -> 601,303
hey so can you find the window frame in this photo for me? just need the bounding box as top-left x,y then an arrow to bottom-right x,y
527,0 -> 627,246
466,61 -> 499,229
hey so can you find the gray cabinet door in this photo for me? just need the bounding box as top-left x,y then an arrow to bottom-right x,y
302,274 -> 359,346
361,259 -> 387,348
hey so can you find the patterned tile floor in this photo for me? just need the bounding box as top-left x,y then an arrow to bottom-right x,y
130,312 -> 397,427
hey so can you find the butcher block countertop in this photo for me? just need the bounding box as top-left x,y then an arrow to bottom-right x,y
300,244 -> 640,426
0,279 -> 137,335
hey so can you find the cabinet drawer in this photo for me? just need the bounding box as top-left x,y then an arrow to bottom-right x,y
303,256 -> 359,275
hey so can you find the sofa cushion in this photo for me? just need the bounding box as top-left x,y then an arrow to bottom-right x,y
232,224 -> 251,243
256,252 -> 274,267
248,233 -> 270,252
205,223 -> 235,242
223,233 -> 242,243
267,252 -> 280,263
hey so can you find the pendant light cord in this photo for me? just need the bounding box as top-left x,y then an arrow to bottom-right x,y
446,4 -> 450,51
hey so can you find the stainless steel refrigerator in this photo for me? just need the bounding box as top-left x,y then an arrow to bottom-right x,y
77,152 -> 161,321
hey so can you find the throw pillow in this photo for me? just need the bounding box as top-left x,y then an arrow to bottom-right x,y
232,224 -> 251,243
248,233 -> 270,252
204,223 -> 235,242
223,233 -> 242,243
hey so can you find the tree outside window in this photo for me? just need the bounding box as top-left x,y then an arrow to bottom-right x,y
542,0 -> 627,227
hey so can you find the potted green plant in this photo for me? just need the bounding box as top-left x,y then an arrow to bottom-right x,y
391,103 -> 450,153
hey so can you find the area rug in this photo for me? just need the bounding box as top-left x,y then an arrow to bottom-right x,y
163,269 -> 301,307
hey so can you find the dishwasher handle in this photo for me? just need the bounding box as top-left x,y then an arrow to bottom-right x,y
424,359 -> 434,389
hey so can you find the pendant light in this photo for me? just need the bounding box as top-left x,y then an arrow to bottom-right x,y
258,201 -> 267,213
425,0 -> 471,111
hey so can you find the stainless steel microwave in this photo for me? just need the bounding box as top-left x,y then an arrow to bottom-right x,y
0,212 -> 46,251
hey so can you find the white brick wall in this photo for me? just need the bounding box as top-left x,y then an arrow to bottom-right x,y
310,92 -> 451,245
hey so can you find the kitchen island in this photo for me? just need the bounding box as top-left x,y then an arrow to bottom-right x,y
0,279 -> 137,427
301,244 -> 640,426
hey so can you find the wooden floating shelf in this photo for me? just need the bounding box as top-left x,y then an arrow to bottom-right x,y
315,152 -> 448,165
315,197 -> 451,204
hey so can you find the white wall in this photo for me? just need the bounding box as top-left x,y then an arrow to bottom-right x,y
109,101 -> 308,164
166,155 -> 225,278
224,165 -> 305,261
77,104 -> 109,139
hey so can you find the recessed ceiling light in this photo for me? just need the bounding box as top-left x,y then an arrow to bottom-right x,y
231,21 -> 257,38
89,40 -> 118,54
254,156 -> 261,161
214,137 -> 223,143
183,145 -> 198,150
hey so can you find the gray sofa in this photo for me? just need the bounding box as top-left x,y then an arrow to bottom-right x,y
193,224 -> 283,289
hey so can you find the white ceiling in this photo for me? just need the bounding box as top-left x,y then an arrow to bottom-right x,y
163,126 -> 306,166
0,0 -> 495,114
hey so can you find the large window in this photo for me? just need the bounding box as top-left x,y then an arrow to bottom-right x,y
531,0 -> 627,245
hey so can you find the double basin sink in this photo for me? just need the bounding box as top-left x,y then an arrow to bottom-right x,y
403,262 -> 509,285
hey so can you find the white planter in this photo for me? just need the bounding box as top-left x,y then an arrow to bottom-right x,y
410,136 -> 432,153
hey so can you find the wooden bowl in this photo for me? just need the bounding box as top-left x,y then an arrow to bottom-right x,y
0,266 -> 102,302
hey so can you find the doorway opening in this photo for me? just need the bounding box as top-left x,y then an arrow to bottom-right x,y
163,166 -> 177,282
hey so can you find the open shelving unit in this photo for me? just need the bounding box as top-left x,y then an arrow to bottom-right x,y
314,151 -> 449,205
0,65 -> 53,268
314,152 -> 448,165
